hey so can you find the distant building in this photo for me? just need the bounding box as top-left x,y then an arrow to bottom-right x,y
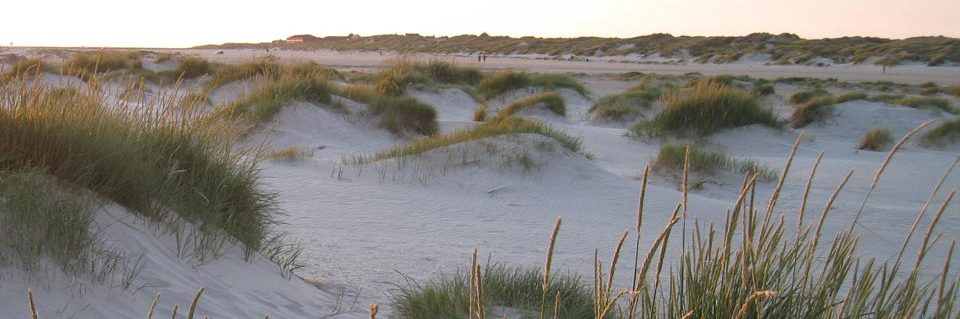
286,34 -> 318,44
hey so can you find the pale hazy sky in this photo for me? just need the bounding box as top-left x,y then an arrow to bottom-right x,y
1,0 -> 957,48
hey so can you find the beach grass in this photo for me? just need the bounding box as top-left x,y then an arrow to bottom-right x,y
789,92 -> 867,128
478,71 -> 588,99
921,118 -> 960,146
788,88 -> 829,105
589,86 -> 661,122
653,144 -> 776,180
892,96 -> 953,113
496,92 -> 566,119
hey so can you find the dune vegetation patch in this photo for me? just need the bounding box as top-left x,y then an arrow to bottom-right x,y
368,95 -> 439,136
0,81 -> 298,269
589,85 -> 662,122
921,118 -> 960,147
351,116 -> 581,164
478,71 -> 588,99
265,146 -> 313,161
950,86 -> 960,97
857,128 -> 894,151
176,56 -> 214,79
789,92 -> 867,128
391,264 -> 594,318
654,144 -> 776,181
63,50 -> 143,79
496,92 -> 566,119
892,96 -> 953,113
632,81 -> 781,137
0,58 -> 57,84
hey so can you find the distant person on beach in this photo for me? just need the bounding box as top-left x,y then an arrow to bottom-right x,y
478,54 -> 482,63
482,54 -> 487,62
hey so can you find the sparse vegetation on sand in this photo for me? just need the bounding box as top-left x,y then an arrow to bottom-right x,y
478,71 -> 588,99
950,86 -> 960,97
352,116 -> 580,164
789,92 -> 866,128
589,86 -> 661,122
788,88 -> 829,105
857,128 -> 894,151
632,81 -> 781,137
473,102 -> 488,122
265,146 -> 313,161
654,144 -> 776,180
0,81 -> 295,266
496,92 -> 566,119
373,57 -> 481,96
395,131 -> 960,318
391,264 -> 594,318
922,118 -> 960,146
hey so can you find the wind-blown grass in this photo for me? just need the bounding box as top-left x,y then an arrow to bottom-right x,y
352,116 -> 581,164
373,57 -> 481,96
0,80 -> 293,265
176,57 -> 213,79
391,264 -> 594,318
633,81 -> 781,137
478,71 -> 588,99
369,96 -> 439,136
0,58 -> 57,84
921,118 -> 960,146
857,128 -> 894,151
497,92 -> 566,119
63,50 -> 141,79
654,144 -> 776,180
589,86 -> 661,122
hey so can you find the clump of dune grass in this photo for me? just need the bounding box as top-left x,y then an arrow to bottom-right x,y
368,96 -> 439,136
751,82 -> 775,96
633,81 -> 781,137
373,57 -> 480,96
789,92 -> 868,128
858,128 -> 894,151
478,71 -> 588,99
0,80 -> 297,268
176,57 -> 213,79
205,59 -> 342,91
893,96 -> 953,113
352,116 -> 580,164
0,58 -> 57,84
654,144 -> 776,181
339,83 -> 380,104
589,86 -> 661,122
921,118 -> 960,147
497,92 -> 566,119
788,88 -> 829,105
155,52 -> 174,63
214,74 -> 337,125
0,170 -> 140,287
265,146 -> 313,161
390,264 -> 594,318
402,128 -> 959,318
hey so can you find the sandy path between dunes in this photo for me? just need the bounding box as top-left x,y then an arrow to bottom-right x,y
174,49 -> 960,86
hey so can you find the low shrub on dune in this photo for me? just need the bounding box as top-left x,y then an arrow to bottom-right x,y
633,81 -> 781,137
369,96 -> 438,136
857,128 -> 893,151
589,86 -> 661,122
496,92 -> 566,119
